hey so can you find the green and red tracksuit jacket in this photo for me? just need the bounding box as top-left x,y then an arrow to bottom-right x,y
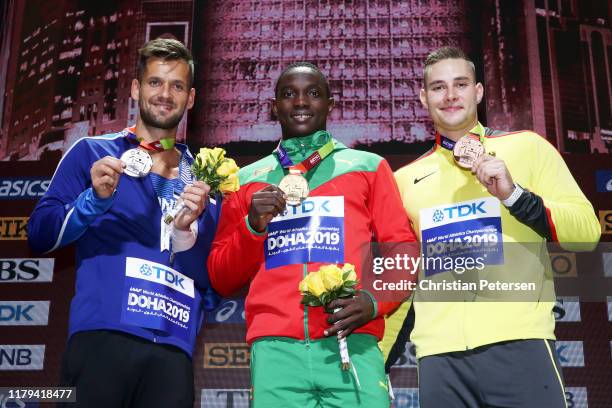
208,131 -> 417,345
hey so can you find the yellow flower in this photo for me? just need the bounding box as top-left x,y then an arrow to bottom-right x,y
320,265 -> 343,291
219,173 -> 240,193
201,147 -> 225,165
217,158 -> 239,177
298,278 -> 309,294
342,263 -> 357,282
304,272 -> 326,297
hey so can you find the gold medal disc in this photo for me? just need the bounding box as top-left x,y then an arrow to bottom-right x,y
278,172 -> 309,206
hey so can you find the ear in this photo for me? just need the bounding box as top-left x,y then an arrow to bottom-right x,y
475,82 -> 484,104
419,88 -> 428,109
327,97 -> 335,114
271,98 -> 278,119
130,79 -> 140,102
187,88 -> 195,110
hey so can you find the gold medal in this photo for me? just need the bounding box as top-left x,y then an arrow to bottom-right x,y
452,135 -> 485,168
278,169 -> 309,206
120,148 -> 153,177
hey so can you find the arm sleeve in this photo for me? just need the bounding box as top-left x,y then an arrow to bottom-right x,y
207,186 -> 268,297
507,189 -> 552,240
172,221 -> 198,252
381,301 -> 415,373
367,159 -> 419,317
527,134 -> 601,250
28,140 -> 113,254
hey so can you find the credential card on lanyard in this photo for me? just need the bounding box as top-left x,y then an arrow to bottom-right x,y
265,196 -> 345,269
420,197 -> 504,276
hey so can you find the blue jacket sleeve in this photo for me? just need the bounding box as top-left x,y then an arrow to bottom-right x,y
28,139 -> 114,253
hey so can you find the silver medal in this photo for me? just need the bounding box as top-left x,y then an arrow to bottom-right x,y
278,170 -> 309,206
120,148 -> 153,177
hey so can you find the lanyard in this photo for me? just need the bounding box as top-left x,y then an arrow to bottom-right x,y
275,132 -> 335,173
124,126 -> 175,152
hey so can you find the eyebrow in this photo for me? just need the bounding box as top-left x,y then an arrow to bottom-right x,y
146,76 -> 187,85
279,84 -> 324,92
426,76 -> 472,88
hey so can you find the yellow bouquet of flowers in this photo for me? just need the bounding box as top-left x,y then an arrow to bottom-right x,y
299,263 -> 358,371
191,147 -> 240,195
299,263 -> 358,307
163,147 -> 239,224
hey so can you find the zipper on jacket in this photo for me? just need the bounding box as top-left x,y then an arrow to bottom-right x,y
463,300 -> 469,350
303,263 -> 310,348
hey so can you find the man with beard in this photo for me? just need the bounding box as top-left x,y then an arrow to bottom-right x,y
208,62 -> 417,407
28,39 -> 219,408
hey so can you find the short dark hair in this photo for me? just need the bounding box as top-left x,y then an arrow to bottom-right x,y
274,62 -> 331,98
137,38 -> 194,86
423,46 -> 476,84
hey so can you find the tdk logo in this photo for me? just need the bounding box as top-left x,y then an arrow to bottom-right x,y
433,201 -> 487,222
140,263 -> 184,290
126,257 -> 194,298
0,301 -> 50,326
0,305 -> 34,321
432,210 -> 444,223
283,199 -> 331,216
0,178 -> 50,200
139,264 -> 152,276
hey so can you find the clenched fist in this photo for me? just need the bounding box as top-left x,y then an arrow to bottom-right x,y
247,185 -> 287,233
90,156 -> 125,199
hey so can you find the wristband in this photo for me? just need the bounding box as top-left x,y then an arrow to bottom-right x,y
502,184 -> 524,207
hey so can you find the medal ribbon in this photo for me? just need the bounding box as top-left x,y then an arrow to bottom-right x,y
124,126 -> 176,152
436,122 -> 485,151
275,132 -> 335,173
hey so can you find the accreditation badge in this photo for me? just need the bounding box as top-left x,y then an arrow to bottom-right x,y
278,169 -> 310,206
121,257 -> 198,344
265,196 -> 345,269
420,197 -> 504,276
452,135 -> 485,168
120,148 -> 153,177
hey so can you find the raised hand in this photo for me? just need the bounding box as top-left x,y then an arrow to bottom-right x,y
90,156 -> 125,199
471,154 -> 515,200
174,181 -> 211,231
247,185 -> 287,233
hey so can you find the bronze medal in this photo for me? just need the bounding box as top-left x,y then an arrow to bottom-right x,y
452,135 -> 485,168
278,170 -> 309,206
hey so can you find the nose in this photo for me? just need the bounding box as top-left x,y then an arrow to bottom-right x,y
446,86 -> 458,101
159,82 -> 171,99
293,91 -> 309,107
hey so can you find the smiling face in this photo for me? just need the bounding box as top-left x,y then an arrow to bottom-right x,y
131,57 -> 195,131
272,67 -> 334,139
420,58 -> 483,141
